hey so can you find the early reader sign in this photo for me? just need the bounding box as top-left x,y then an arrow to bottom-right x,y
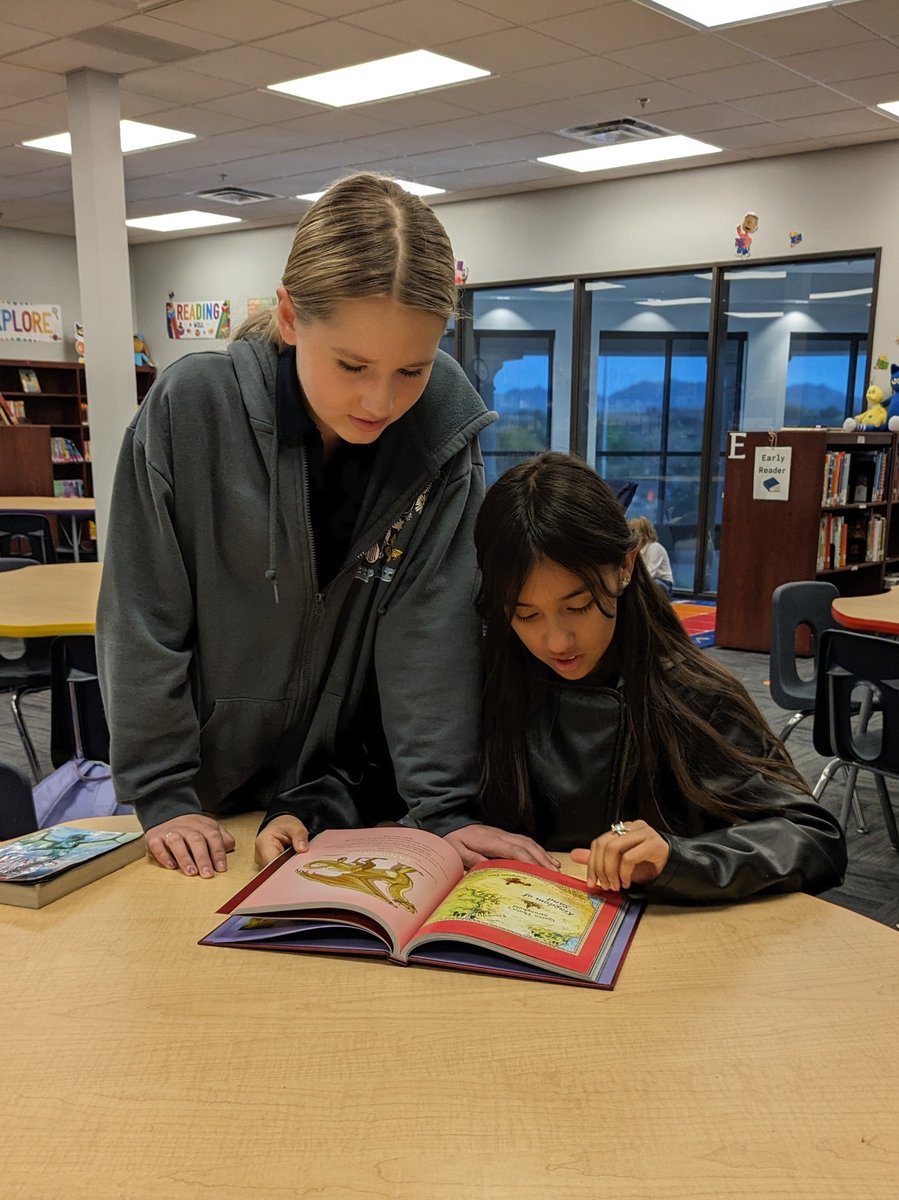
753,446 -> 792,501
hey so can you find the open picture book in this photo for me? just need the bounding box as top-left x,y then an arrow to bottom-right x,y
201,826 -> 644,989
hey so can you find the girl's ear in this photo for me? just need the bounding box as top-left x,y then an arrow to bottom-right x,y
275,285 -> 298,346
621,547 -> 639,588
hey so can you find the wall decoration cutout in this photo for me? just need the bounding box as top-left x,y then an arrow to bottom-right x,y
789,230 -> 803,247
0,300 -> 63,342
734,212 -> 759,257
166,293 -> 231,339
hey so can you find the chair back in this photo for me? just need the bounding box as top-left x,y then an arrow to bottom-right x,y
0,514 -> 56,564
0,556 -> 42,573
0,761 -> 38,839
813,629 -> 899,774
50,636 -> 110,767
605,480 -> 638,511
769,580 -> 839,711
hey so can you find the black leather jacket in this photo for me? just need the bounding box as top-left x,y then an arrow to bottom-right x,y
527,680 -> 847,904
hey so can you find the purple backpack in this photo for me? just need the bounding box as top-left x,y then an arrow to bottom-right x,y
32,759 -> 133,827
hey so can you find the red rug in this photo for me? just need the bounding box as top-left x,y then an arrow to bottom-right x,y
672,601 -> 717,648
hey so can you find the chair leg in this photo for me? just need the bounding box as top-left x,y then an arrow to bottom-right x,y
778,711 -> 807,743
813,757 -> 844,800
872,774 -> 899,853
813,759 -> 868,834
11,688 -> 44,784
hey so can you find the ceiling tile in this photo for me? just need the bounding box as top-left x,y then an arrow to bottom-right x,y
295,0 -> 392,13
823,127 -> 899,147
430,159 -> 562,189
178,46 -> 317,86
346,0 -> 510,45
780,39 -> 899,84
532,1 -> 693,53
460,0 -> 617,20
137,104 -> 256,136
438,27 -> 588,74
732,87 -> 860,121
6,37 -> 158,74
836,71 -> 899,106
121,65 -> 246,105
0,0 -> 126,36
436,74 -> 555,114
483,94 -> 629,134
253,21 -> 407,68
350,94 -> 476,125
593,80 -> 712,117
0,23 -> 53,54
835,0 -> 899,39
0,97 -> 69,140
111,15 -> 236,52
606,32 -> 756,77
713,122 -> 821,150
150,0 -> 316,42
672,60 -> 809,101
0,61 -> 65,103
650,102 -> 763,133
508,55 -> 651,97
274,108 -> 402,140
201,89 -> 320,123
718,7 -> 873,56
776,107 -> 899,138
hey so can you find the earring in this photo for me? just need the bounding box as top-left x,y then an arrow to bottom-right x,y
620,574 -> 630,588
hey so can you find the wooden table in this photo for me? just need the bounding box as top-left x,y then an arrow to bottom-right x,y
833,589 -> 899,634
2,812 -> 898,1199
0,560 -> 100,635
0,494 -> 96,562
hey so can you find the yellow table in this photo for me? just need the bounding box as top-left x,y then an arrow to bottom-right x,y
0,494 -> 96,562
833,589 -> 899,635
2,812 -> 898,1199
0,560 -> 100,635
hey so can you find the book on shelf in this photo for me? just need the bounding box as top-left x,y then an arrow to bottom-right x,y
201,826 -> 644,989
0,826 -> 145,909
53,479 -> 85,497
0,393 -> 14,425
50,436 -> 84,463
18,367 -> 40,393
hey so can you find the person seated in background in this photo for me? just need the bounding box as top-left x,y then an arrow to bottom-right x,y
629,514 -> 674,597
473,452 -> 847,903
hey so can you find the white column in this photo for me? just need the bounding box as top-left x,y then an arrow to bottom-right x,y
66,68 -> 136,558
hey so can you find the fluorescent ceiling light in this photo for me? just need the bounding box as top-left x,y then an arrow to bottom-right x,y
808,287 -> 873,299
22,119 -> 194,156
297,178 -> 445,203
125,211 -> 241,232
637,1 -> 852,29
586,281 -> 627,291
724,269 -> 787,279
538,135 -> 721,173
725,311 -> 785,318
636,297 -> 711,307
531,283 -> 575,293
878,100 -> 899,117
269,50 -> 489,108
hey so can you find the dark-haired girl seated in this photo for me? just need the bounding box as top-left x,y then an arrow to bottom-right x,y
474,452 -> 846,903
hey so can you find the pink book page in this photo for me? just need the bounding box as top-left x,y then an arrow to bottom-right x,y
233,826 -> 465,949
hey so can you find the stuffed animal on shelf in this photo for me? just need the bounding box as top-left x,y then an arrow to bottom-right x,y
886,363 -> 899,432
843,383 -> 888,431
133,333 -> 154,367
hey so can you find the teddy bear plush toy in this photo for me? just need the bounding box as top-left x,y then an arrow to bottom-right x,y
886,364 -> 899,432
844,383 -> 888,431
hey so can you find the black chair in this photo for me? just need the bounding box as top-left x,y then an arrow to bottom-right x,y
0,558 -> 52,782
50,636 -> 110,768
0,761 -> 38,840
769,581 -> 840,743
812,628 -> 899,852
0,513 -> 56,564
605,479 -> 638,511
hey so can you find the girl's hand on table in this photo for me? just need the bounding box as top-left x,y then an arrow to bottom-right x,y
571,820 -> 670,890
444,823 -> 560,870
147,815 -> 236,878
255,815 -> 310,868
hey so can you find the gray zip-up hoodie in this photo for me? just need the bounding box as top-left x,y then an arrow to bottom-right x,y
96,337 -> 495,836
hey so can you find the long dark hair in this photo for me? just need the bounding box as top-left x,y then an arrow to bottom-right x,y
474,452 -> 809,834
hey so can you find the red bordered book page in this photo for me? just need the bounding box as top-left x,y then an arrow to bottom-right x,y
403,859 -> 624,973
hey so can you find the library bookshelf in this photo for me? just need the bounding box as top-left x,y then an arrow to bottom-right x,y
0,358 -> 155,501
717,429 -> 898,653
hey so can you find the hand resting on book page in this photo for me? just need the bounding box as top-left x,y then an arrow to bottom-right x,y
146,814 -> 236,878
443,823 -> 560,870
255,814 -> 310,868
571,820 -> 670,891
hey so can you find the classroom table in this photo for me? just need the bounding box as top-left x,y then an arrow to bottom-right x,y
2,811 -> 898,1199
0,494 -> 96,563
832,589 -> 899,635
0,560 -> 100,635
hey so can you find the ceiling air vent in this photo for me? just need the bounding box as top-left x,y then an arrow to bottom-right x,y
193,187 -> 282,206
556,119 -> 669,146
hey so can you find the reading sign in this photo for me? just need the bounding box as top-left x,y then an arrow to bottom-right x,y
752,446 -> 792,502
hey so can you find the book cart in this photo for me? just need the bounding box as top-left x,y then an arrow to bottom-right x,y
717,429 -> 898,652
